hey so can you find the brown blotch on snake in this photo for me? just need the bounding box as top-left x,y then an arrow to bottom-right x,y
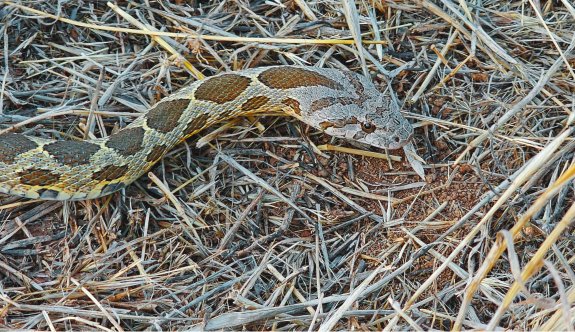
241,96 -> 270,112
0,133 -> 39,164
320,117 -> 359,130
310,97 -> 337,113
19,169 -> 61,186
92,164 -> 130,181
338,97 -> 355,106
259,67 -> 343,90
106,127 -> 146,156
183,113 -> 211,137
146,144 -> 169,163
282,98 -> 301,115
319,121 -> 334,130
146,99 -> 190,133
311,96 -> 362,113
100,182 -> 125,196
194,74 -> 252,104
343,71 -> 365,97
44,141 -> 100,166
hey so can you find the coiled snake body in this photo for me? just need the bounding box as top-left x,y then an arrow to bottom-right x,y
0,66 -> 413,200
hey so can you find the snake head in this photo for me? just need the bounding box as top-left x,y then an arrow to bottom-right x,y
318,101 -> 413,150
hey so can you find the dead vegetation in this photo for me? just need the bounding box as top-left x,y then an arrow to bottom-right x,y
0,0 -> 574,330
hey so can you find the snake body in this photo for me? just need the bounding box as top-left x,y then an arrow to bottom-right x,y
0,66 -> 413,200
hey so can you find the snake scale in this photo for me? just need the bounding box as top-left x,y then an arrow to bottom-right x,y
0,66 -> 413,200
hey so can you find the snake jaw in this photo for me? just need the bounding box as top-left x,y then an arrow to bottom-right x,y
318,101 -> 414,150
324,124 -> 412,150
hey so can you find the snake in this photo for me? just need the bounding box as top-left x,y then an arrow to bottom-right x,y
0,66 -> 414,201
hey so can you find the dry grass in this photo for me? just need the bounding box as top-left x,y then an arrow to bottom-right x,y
0,0 -> 574,330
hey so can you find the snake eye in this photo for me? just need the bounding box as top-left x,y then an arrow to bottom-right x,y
361,122 -> 376,133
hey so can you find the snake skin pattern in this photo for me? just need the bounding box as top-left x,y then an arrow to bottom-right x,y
0,66 -> 413,200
